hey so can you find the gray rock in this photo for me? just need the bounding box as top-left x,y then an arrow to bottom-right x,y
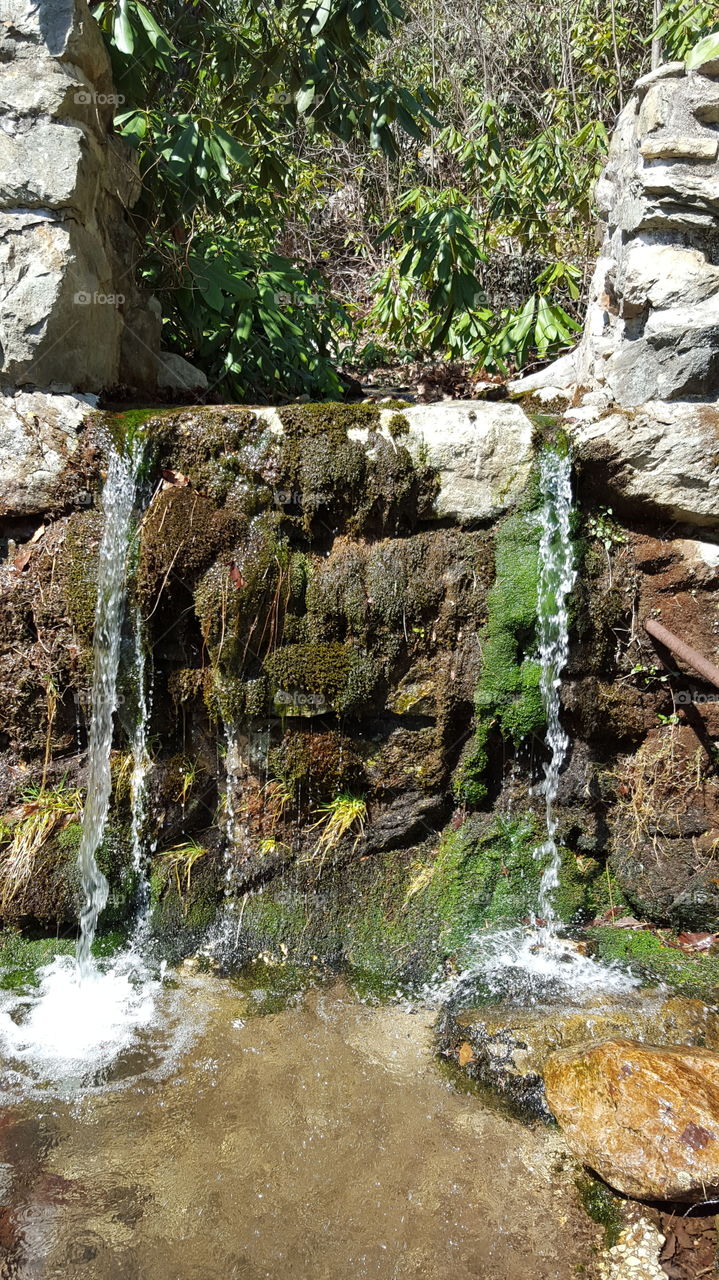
0,0 -> 158,393
568,399 -> 719,526
387,401 -> 535,524
508,350 -> 577,397
156,352 -> 209,393
0,389 -> 96,515
252,400 -> 535,526
574,63 -> 719,406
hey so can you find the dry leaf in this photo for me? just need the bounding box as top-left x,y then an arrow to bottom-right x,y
161,468 -> 189,488
458,1041 -> 475,1068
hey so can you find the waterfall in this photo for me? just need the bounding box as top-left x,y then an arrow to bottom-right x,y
76,442 -> 141,975
532,447 -> 576,936
430,445 -> 637,1001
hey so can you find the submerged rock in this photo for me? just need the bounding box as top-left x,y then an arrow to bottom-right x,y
439,992 -> 719,1119
544,1038 -> 719,1202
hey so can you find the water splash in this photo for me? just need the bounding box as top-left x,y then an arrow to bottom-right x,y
532,446 -> 576,938
77,442 -> 141,974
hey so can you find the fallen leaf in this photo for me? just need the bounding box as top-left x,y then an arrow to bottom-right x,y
229,563 -> 246,589
161,468 -> 189,488
676,932 -> 715,952
458,1041 -> 475,1068
12,525 -> 44,573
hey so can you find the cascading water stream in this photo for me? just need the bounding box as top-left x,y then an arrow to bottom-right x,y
423,445 -> 637,1003
532,447 -> 576,938
0,438 -> 165,1079
77,442 -> 141,974
129,605 -> 152,918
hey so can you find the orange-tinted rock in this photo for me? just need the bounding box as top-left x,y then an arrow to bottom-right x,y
544,1039 -> 719,1202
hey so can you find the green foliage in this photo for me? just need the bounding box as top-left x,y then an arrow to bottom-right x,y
0,784 -> 84,915
307,793 -> 368,860
159,840 -> 208,905
654,1 -> 719,59
94,0 -> 432,399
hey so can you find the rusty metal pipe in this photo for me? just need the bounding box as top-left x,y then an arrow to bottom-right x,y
644,618 -> 719,691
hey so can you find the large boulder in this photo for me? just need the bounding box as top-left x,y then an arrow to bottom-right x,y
395,402 -> 534,524
570,399 -> 719,527
253,401 -> 535,525
575,59 -> 719,405
0,0 -> 159,393
544,1038 -> 719,1201
440,992 -> 719,1118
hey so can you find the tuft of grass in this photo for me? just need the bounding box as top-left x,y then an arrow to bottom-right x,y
306,792 -> 367,863
263,779 -> 294,828
0,783 -> 83,912
159,839 -> 208,907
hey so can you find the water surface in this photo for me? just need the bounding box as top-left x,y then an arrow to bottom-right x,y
0,975 -> 598,1279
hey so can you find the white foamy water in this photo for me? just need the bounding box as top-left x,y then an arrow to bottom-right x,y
418,927 -> 638,1009
0,950 -> 161,1079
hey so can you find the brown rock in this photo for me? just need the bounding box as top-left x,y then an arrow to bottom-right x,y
544,1039 -> 719,1202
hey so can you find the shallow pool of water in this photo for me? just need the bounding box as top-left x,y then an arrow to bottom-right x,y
0,972 -> 599,1279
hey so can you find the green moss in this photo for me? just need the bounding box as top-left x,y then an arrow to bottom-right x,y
276,402 -> 437,538
268,729 -> 365,801
386,411 -> 410,438
60,510 -> 103,642
231,814 -> 615,988
149,848 -> 223,961
576,1175 -> 624,1248
457,489 -> 545,805
589,926 -> 719,996
0,928 -> 126,992
279,402 -> 383,437
194,512 -> 289,670
139,486 -> 242,618
263,641 -> 381,716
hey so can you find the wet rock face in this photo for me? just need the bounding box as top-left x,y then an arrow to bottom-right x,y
577,59 -> 719,406
544,1038 -> 719,1202
439,993 -> 719,1120
0,0 -> 159,392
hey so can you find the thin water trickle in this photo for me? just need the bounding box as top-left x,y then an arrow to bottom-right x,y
77,442 -> 141,975
430,446 -> 637,1002
532,446 -> 576,938
129,606 -> 152,903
